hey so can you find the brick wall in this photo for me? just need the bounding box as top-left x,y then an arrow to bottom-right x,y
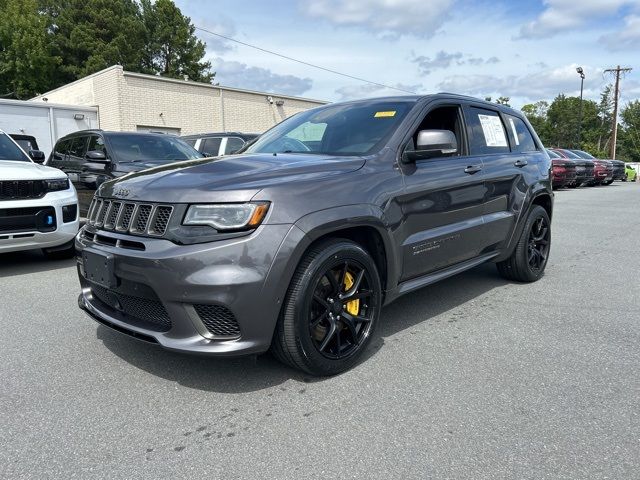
33,65 -> 326,135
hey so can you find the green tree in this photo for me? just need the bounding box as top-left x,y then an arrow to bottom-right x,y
545,94 -> 599,150
521,101 -> 549,143
41,0 -> 147,85
0,0 -> 61,98
140,0 -> 212,82
619,100 -> 640,162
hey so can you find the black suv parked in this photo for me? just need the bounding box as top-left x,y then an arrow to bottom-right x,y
76,95 -> 553,375
181,132 -> 259,157
48,130 -> 203,215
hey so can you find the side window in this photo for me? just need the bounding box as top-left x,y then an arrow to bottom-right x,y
87,135 -> 108,156
224,137 -> 245,155
201,137 -> 222,156
53,139 -> 70,160
404,105 -> 464,158
505,115 -> 537,153
182,137 -> 197,147
69,136 -> 88,159
465,107 -> 510,155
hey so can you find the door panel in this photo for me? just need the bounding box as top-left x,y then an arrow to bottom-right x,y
398,156 -> 487,280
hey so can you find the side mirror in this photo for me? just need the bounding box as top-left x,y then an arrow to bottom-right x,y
403,130 -> 458,162
29,150 -> 46,163
86,150 -> 109,162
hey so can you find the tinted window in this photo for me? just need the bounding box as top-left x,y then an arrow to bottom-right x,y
0,134 -> 30,162
465,107 -> 510,155
87,135 -> 107,156
546,149 -> 561,158
246,100 -> 413,156
505,115 -> 537,153
224,137 -> 245,155
69,136 -> 88,158
558,149 -> 580,159
201,137 -> 222,156
108,134 -> 203,163
182,137 -> 197,147
14,139 -> 35,151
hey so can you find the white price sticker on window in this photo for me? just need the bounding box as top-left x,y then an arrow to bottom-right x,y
478,114 -> 508,147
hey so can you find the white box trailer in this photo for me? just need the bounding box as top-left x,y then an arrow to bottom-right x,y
0,99 -> 98,158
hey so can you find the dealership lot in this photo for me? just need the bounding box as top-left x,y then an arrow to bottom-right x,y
1,183 -> 639,479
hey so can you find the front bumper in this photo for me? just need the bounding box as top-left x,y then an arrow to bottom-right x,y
76,223 -> 307,356
0,188 -> 79,253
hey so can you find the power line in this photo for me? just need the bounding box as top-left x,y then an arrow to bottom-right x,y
194,26 -> 417,95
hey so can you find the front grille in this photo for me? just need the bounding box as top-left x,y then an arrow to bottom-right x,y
0,180 -> 46,200
87,198 -> 173,238
91,285 -> 172,332
194,304 -> 241,338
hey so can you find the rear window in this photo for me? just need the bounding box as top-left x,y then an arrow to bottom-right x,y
505,115 -> 537,153
224,137 -> 245,155
465,107 -> 510,155
0,134 -> 30,162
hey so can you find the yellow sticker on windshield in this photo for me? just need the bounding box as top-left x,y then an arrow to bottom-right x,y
374,111 -> 396,118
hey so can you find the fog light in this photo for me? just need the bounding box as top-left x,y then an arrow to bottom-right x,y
63,204 -> 78,223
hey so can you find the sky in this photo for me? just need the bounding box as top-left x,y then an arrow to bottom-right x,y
174,0 -> 640,109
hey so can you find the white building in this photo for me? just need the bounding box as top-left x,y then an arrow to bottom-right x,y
0,99 -> 98,157
31,65 -> 326,136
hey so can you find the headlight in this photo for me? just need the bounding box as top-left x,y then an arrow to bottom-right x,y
45,178 -> 69,192
183,202 -> 270,231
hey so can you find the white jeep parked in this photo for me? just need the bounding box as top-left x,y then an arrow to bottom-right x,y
0,130 -> 79,258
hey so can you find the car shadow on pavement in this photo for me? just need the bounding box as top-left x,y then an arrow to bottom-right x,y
0,250 -> 75,278
96,262 -> 509,393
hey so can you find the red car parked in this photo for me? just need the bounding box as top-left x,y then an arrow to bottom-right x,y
551,148 -> 595,187
547,149 -> 576,188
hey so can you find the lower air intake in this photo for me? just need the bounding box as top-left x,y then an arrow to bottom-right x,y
194,304 -> 241,338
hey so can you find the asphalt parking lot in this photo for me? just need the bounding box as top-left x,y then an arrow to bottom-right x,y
1,182 -> 639,479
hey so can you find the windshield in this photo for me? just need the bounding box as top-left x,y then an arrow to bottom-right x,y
245,100 -> 414,156
109,135 -> 204,163
571,150 -> 595,159
0,134 -> 30,162
546,149 -> 560,158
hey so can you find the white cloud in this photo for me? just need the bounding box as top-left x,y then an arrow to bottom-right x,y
335,82 -> 422,101
197,16 -> 238,54
518,0 -> 640,38
600,14 -> 640,50
412,51 -> 500,74
303,0 -> 454,37
212,58 -> 313,95
437,64 -> 605,101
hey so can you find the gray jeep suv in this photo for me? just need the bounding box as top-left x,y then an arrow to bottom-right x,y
76,94 -> 553,375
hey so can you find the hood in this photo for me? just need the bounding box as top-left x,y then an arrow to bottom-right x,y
0,160 -> 67,181
99,153 -> 366,203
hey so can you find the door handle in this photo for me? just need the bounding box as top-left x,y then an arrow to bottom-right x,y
514,159 -> 528,167
464,165 -> 482,174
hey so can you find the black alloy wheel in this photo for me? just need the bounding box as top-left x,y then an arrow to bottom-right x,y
309,260 -> 375,359
527,216 -> 550,272
497,205 -> 551,282
271,239 -> 382,376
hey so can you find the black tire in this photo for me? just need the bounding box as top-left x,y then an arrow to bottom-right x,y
603,179 -> 614,185
271,239 -> 382,376
497,205 -> 550,283
42,240 -> 76,260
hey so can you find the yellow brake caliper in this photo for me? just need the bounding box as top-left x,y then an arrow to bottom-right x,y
343,271 -> 360,316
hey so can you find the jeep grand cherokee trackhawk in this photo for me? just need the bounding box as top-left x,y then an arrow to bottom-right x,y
1,130 -> 79,258
76,95 -> 553,375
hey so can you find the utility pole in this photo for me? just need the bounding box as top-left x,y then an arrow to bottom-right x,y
604,65 -> 632,159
